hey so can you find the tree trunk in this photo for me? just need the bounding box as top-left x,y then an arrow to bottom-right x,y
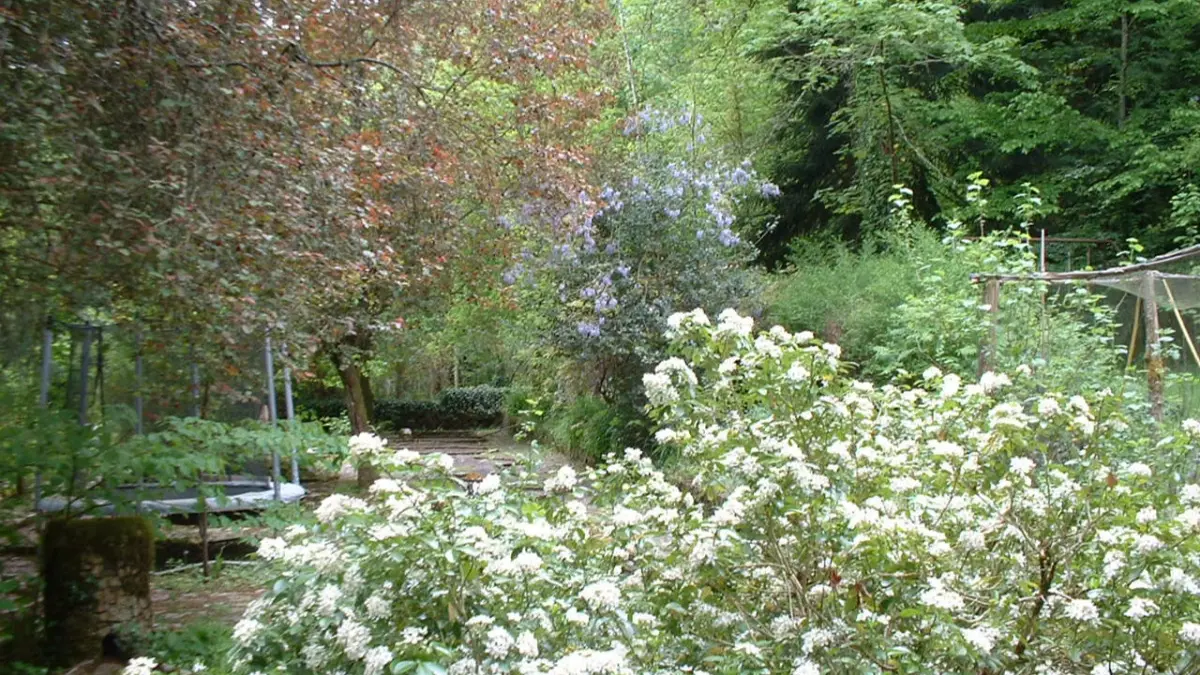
1118,12 -> 1130,129
327,336 -> 378,488
879,41 -> 899,185
339,358 -> 373,432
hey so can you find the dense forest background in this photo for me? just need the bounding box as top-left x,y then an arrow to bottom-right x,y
761,0 -> 1200,263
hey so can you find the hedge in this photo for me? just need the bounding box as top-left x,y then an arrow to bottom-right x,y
299,385 -> 507,431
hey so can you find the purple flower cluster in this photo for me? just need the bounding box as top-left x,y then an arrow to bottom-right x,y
595,294 -> 618,312
502,263 -> 524,285
577,318 -> 604,337
623,108 -> 704,136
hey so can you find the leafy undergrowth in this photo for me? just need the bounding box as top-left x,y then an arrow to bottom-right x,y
97,563 -> 273,673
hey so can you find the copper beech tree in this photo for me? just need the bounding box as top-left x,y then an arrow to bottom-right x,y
2,0 -> 612,474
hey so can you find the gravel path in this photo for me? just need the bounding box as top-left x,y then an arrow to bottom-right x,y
390,431 -> 520,478
334,430 -> 574,483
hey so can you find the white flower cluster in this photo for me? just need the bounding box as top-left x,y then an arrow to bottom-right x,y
232,309 -> 1200,675
579,580 -> 621,612
315,494 -> 369,524
642,356 -> 697,407
665,308 -> 710,338
543,465 -> 578,493
348,432 -> 388,461
122,657 -> 157,675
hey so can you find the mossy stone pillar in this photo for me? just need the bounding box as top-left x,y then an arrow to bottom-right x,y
42,516 -> 154,665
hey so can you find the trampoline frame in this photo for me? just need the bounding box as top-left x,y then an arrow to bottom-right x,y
36,480 -> 306,515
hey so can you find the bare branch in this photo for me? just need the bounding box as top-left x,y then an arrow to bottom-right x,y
183,61 -> 253,70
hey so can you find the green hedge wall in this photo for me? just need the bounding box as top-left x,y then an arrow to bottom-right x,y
300,385 -> 507,431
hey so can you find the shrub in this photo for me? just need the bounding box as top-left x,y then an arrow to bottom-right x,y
543,395 -> 644,464
366,387 -> 509,432
233,309 -> 1200,675
372,399 -> 442,431
6,412 -> 340,514
436,386 -> 508,427
770,186 -> 1124,394
118,619 -> 233,673
502,113 -> 772,449
766,229 -> 934,367
298,397 -> 350,423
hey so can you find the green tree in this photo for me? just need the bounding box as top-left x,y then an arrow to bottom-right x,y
761,0 -> 1200,260
613,0 -> 788,158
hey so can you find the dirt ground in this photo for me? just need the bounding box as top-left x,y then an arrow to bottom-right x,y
151,564 -> 268,630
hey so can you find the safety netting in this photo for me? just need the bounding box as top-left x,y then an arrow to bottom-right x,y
27,320 -> 304,512
1091,272 -> 1200,311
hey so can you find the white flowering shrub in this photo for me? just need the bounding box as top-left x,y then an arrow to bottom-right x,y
236,310 -> 1200,674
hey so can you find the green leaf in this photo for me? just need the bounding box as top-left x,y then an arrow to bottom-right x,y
417,662 -> 447,675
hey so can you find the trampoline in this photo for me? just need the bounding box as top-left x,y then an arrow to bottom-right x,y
32,322 -> 306,514
36,479 -> 306,515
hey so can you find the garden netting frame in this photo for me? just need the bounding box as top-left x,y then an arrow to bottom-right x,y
973,243 -> 1200,421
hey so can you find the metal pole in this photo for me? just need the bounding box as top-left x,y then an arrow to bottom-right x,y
1039,229 -> 1049,364
35,325 -> 52,503
190,356 -> 201,418
78,324 -> 92,425
282,344 -> 300,485
40,327 -> 53,407
134,329 -> 144,435
264,335 -> 282,500
1039,229 -> 1047,273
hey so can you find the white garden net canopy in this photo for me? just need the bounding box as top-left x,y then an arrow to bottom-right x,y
973,243 -> 1200,310
1092,272 -> 1200,310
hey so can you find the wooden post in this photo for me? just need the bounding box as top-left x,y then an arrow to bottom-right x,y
1162,279 -> 1200,367
1127,297 -> 1142,370
1143,272 -> 1164,422
198,506 -> 210,579
979,279 -> 1001,376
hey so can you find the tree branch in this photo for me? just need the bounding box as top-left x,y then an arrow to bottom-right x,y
284,43 -> 445,98
186,47 -> 442,96
183,61 -> 253,70
303,55 -> 406,77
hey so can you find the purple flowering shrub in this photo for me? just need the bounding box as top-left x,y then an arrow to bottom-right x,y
504,110 -> 779,398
